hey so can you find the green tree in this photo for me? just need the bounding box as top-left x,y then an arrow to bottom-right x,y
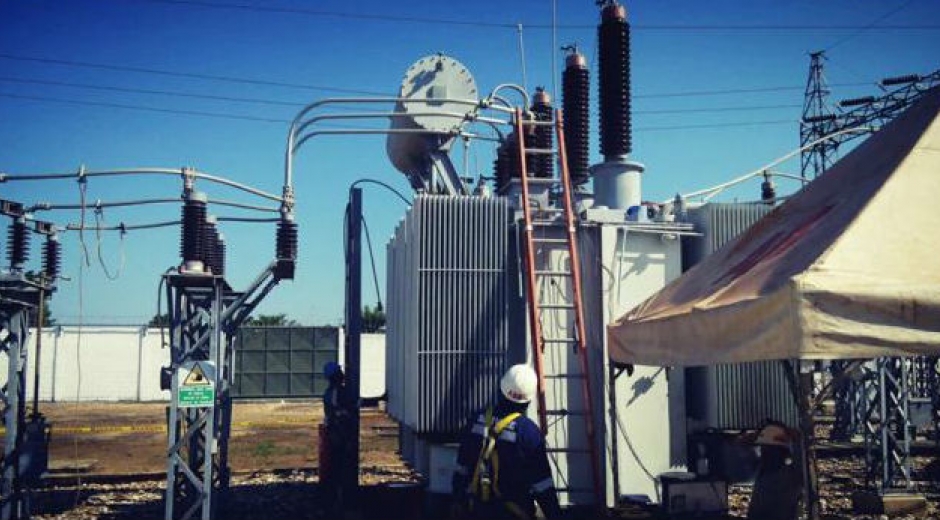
361,304 -> 385,333
245,314 -> 298,326
149,313 -> 171,327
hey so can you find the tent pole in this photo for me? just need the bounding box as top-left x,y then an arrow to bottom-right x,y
782,359 -> 821,520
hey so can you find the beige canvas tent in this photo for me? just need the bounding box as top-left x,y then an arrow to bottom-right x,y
608,86 -> 940,367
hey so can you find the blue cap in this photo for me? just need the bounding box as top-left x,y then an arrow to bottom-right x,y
323,361 -> 342,378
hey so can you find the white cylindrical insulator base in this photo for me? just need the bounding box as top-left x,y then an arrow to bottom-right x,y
590,160 -> 644,210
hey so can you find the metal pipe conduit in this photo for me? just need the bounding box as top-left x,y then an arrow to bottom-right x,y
283,93 -> 520,193
0,168 -> 283,203
29,197 -> 279,213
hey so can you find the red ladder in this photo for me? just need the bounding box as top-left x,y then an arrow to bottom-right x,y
514,107 -> 603,507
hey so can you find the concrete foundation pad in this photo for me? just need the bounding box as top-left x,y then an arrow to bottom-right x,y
851,490 -> 927,517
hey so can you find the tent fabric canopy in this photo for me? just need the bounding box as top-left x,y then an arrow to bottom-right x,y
608,86 -> 940,367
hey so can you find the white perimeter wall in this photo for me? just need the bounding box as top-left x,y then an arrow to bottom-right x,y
2,327 -> 385,402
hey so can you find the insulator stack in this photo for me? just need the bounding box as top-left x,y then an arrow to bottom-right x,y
598,2 -> 632,159
216,235 -> 227,278
7,219 -> 29,270
563,50 -> 591,186
276,218 -> 298,261
42,235 -> 61,281
180,193 -> 208,268
275,216 -> 298,280
202,217 -> 220,275
530,88 -> 554,179
761,177 -> 777,205
493,133 -> 522,192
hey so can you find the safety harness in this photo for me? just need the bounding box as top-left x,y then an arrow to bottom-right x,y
468,407 -> 528,519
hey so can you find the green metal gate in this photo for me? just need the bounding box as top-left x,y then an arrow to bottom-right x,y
233,326 -> 340,398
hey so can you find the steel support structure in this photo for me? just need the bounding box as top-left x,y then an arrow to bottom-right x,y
863,357 -> 912,490
800,51 -> 835,179
801,59 -> 940,180
342,188 -> 362,505
164,263 -> 282,520
0,277 -> 34,520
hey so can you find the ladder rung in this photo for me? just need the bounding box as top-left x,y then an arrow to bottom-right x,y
539,303 -> 574,310
523,148 -> 556,155
532,237 -> 568,244
546,447 -> 590,454
544,410 -> 588,417
521,119 -> 555,127
534,270 -> 571,276
542,338 -> 578,344
555,487 -> 594,493
544,374 -> 586,380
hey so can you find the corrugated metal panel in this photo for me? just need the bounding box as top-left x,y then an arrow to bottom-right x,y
386,195 -> 518,434
232,326 -> 337,398
683,203 -> 799,429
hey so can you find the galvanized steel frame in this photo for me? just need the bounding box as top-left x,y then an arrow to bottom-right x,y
164,264 -> 281,520
863,357 -> 912,490
0,276 -> 37,520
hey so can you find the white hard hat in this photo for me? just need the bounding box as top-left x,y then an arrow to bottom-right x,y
500,364 -> 538,403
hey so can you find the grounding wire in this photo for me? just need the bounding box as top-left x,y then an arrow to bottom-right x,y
76,173 -> 91,267
93,207 -> 126,281
360,216 -> 383,311
348,179 -> 412,207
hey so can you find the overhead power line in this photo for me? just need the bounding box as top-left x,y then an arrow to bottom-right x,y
0,76 -> 303,107
0,91 -> 800,132
130,0 -> 940,31
0,53 -> 388,96
0,76 -> 802,113
0,53 -> 872,101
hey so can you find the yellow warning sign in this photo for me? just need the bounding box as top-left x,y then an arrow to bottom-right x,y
183,364 -> 211,386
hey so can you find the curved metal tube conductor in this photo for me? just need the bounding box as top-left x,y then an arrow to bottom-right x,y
674,126 -> 877,203
490,84 -> 531,110
283,91 -> 523,197
64,220 -> 181,232
294,111 -> 510,140
0,167 -> 284,203
293,128 -> 499,152
29,197 -> 279,213
63,214 -> 279,232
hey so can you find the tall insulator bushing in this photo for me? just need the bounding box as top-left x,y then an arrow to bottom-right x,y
7,218 -> 29,270
202,216 -> 220,275
493,132 -> 522,193
275,216 -> 298,280
180,192 -> 208,271
563,49 -> 591,186
216,234 -> 227,278
42,235 -> 61,281
529,88 -> 554,179
598,1 -> 632,159
276,217 -> 298,261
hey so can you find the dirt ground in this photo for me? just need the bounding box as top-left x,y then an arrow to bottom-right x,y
24,402 -> 940,519
40,401 -> 400,475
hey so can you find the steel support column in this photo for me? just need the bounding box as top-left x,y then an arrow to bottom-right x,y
343,188 -> 362,503
864,357 -> 912,490
0,275 -> 48,520
164,264 -> 281,520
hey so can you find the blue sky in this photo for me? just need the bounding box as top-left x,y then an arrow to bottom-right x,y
1,0 -> 938,325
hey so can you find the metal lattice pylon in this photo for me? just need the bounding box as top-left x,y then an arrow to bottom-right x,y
863,357 -> 912,490
164,264 -> 283,520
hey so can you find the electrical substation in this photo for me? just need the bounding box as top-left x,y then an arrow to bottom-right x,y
2,1 -> 940,519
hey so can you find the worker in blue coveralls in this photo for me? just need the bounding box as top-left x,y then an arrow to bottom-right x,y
451,364 -> 563,520
319,361 -> 356,517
